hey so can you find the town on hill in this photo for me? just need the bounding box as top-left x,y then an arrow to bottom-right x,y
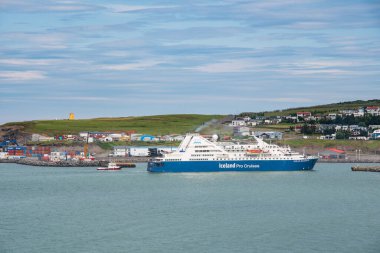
1,100 -> 380,163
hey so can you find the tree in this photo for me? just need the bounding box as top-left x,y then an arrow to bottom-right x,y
335,115 -> 343,124
323,128 -> 335,135
359,130 -> 368,137
301,124 -> 314,135
336,131 -> 350,139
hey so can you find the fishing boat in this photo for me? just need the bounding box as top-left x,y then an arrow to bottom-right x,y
147,133 -> 318,173
97,162 -> 121,171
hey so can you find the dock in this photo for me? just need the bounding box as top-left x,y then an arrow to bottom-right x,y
351,166 -> 380,172
115,162 -> 136,168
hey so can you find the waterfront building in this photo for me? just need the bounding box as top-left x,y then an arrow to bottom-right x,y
320,148 -> 346,159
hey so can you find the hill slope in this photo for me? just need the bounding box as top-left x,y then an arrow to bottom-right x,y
2,114 -> 225,136
240,99 -> 380,117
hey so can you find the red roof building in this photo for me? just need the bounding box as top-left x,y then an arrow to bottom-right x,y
297,112 -> 312,117
320,148 -> 346,159
326,148 -> 345,154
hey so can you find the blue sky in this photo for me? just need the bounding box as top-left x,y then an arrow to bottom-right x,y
1,0 -> 380,123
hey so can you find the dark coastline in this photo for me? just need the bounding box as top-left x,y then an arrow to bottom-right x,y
1,157 -> 380,167
317,159 -> 380,163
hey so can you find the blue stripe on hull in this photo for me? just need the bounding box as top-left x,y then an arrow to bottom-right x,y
147,158 -> 318,173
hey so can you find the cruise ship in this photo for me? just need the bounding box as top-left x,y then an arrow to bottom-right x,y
147,133 -> 318,173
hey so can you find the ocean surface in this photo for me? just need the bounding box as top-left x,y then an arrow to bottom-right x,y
1,163 -> 379,253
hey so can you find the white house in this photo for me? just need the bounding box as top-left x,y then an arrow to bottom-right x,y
99,136 -> 113,142
230,120 -> 246,127
129,147 -> 150,157
327,113 -> 337,120
233,126 -> 250,136
112,146 -> 129,157
31,134 -> 54,142
353,108 -> 365,117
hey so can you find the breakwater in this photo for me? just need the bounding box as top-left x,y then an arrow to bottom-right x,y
108,157 -> 150,163
0,157 -> 147,167
351,166 -> 380,172
1,159 -> 109,167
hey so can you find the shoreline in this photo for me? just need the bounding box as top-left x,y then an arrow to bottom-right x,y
317,159 -> 380,163
1,157 -> 380,167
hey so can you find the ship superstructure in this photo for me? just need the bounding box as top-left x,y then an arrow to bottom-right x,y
148,133 -> 318,172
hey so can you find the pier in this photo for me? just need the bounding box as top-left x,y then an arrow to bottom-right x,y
351,166 -> 380,172
0,158 -> 142,167
16,159 -> 109,167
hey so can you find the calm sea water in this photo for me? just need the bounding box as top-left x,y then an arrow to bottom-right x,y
1,163 -> 379,253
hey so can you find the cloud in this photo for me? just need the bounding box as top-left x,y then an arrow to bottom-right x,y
296,60 -> 358,68
192,95 -> 313,103
0,59 -> 60,66
284,69 -> 350,75
106,4 -> 175,13
43,96 -> 112,101
0,0 -> 103,12
1,32 -> 68,49
189,60 -> 265,73
45,4 -> 100,12
100,60 -> 164,71
0,71 -> 47,81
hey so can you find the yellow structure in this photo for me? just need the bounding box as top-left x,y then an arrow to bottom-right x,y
69,113 -> 75,120
84,143 -> 88,158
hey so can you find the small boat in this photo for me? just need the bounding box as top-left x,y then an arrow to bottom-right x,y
97,162 -> 121,171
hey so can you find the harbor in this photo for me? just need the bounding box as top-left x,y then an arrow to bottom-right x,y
1,162 -> 379,253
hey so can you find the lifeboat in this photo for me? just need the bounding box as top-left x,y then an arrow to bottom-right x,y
246,149 -> 263,154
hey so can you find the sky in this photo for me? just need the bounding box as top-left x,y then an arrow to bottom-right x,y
1,0 -> 380,123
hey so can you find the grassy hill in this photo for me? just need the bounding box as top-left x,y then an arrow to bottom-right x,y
240,99 -> 380,117
273,139 -> 380,152
2,114 -> 225,136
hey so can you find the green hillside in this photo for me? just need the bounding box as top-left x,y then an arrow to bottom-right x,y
241,99 -> 380,117
2,114 -> 225,136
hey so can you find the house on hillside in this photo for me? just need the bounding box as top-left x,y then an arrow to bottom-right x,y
340,109 -> 356,115
353,108 -> 365,117
369,125 -> 380,130
229,119 -> 246,127
296,112 -> 311,122
366,106 -> 380,116
319,134 -> 336,140
233,126 -> 250,137
327,113 -> 337,120
371,129 -> 380,139
254,131 -> 283,140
